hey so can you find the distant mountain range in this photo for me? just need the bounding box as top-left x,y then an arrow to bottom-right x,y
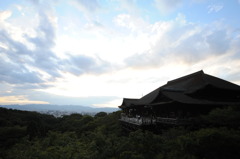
0,104 -> 119,116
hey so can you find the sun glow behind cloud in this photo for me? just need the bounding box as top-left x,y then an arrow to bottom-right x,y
0,96 -> 49,105
0,0 -> 240,107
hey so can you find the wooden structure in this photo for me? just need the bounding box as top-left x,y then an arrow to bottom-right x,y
119,70 -> 240,130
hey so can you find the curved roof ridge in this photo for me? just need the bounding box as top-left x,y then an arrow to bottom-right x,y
167,70 -> 204,85
138,86 -> 162,104
203,73 -> 240,90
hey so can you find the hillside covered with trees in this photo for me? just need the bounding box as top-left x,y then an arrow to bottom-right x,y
1,106 -> 240,159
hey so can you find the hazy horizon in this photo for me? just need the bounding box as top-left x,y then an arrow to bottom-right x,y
0,103 -> 118,108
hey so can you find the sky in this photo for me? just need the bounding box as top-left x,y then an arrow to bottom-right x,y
0,0 -> 240,107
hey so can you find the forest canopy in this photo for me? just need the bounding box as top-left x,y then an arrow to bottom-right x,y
0,106 -> 240,159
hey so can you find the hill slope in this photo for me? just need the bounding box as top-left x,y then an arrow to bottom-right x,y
0,104 -> 119,115
1,106 -> 240,159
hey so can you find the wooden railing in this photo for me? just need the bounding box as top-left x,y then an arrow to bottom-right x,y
156,117 -> 178,124
120,114 -> 188,125
120,116 -> 143,125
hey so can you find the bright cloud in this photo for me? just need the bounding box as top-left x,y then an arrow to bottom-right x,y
0,11 -> 12,21
0,0 -> 240,107
74,0 -> 100,13
208,4 -> 224,13
0,96 -> 48,105
154,0 -> 183,14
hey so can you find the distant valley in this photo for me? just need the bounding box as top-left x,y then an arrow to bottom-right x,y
0,104 -> 119,117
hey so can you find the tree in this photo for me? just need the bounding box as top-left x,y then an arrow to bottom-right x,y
94,112 -> 107,118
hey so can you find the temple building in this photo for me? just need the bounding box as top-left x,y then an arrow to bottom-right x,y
119,70 -> 240,130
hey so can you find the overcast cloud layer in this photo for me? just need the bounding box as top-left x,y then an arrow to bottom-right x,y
0,0 -> 240,107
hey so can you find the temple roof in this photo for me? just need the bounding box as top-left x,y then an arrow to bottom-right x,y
119,70 -> 240,108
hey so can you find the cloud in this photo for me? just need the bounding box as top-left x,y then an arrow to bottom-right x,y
0,67 -> 43,84
206,30 -> 230,54
191,0 -> 206,2
0,11 -> 12,21
0,95 -> 49,105
0,10 -> 61,80
0,33 -> 44,84
26,12 -> 62,77
227,70 -> 240,83
1,0 -> 240,107
0,3 -> 115,90
117,0 -> 140,15
124,14 -> 239,68
62,54 -> 112,76
0,81 -> 75,105
113,14 -> 147,32
26,90 -> 119,106
93,98 -> 123,108
83,20 -> 111,35
28,13 -> 56,50
26,0 -> 41,5
154,0 -> 183,14
207,4 -> 224,13
74,0 -> 101,14
0,7 -> 60,90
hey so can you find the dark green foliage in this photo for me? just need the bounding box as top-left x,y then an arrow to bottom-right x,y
94,112 -> 108,118
1,106 -> 240,159
162,128 -> 240,159
57,114 -> 93,132
0,126 -> 26,148
201,106 -> 240,128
